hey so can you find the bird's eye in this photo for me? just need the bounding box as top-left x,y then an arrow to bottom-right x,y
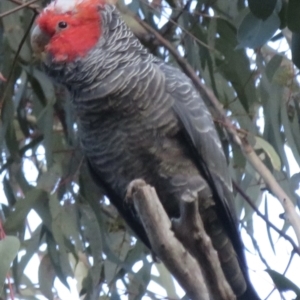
58,21 -> 68,29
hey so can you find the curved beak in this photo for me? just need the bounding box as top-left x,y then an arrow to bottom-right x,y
31,25 -> 51,57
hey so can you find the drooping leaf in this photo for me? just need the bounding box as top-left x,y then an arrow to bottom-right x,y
254,136 -> 281,171
16,225 -> 42,284
80,204 -> 102,284
287,0 -> 300,32
265,54 -> 283,82
4,189 -> 46,233
281,100 -> 300,167
46,231 -> 71,290
237,11 -> 280,49
127,257 -> 152,300
3,177 -> 17,207
153,263 -> 179,299
292,33 -> 300,68
266,269 -> 300,296
248,0 -> 277,20
264,196 -> 276,254
216,19 -> 257,112
0,236 -> 20,293
38,254 -> 55,300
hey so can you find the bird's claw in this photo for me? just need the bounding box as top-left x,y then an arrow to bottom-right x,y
125,179 -> 147,202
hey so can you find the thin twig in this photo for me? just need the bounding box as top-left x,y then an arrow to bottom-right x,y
0,0 -> 40,19
242,224 -> 280,300
159,0 -> 192,38
8,0 -> 40,14
233,181 -> 300,256
242,224 -> 272,270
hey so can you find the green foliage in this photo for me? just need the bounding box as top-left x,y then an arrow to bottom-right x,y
0,0 -> 300,299
248,0 -> 277,21
0,236 -> 20,293
266,269 -> 300,298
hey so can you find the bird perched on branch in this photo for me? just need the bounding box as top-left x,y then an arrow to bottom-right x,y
31,0 -> 259,298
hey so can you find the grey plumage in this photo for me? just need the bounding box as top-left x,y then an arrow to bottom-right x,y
35,4 -> 259,299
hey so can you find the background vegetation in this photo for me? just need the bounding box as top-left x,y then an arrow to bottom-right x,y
1,0 -> 300,299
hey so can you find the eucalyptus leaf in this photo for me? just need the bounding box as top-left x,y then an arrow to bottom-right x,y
38,254 -> 55,300
0,236 -> 20,293
287,0 -> 300,32
248,0 -> 277,20
266,269 -> 300,296
4,189 -> 46,233
265,54 -> 283,82
254,136 -> 281,170
237,12 -> 280,49
292,33 -> 300,69
264,196 -> 276,254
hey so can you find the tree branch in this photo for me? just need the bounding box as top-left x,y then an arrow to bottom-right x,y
133,16 -> 300,249
0,0 -> 39,19
172,190 -> 235,300
127,179 -> 235,300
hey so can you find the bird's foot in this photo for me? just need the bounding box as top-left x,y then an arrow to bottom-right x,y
125,179 -> 147,202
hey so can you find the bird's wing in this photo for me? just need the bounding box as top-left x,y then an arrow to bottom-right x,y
87,159 -> 151,249
160,63 -> 247,271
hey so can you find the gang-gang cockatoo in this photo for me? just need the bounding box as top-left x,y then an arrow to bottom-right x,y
31,0 -> 260,299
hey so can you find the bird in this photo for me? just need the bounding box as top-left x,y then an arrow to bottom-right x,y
31,0 -> 260,299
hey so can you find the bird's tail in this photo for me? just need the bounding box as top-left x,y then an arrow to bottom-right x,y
202,205 -> 261,300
